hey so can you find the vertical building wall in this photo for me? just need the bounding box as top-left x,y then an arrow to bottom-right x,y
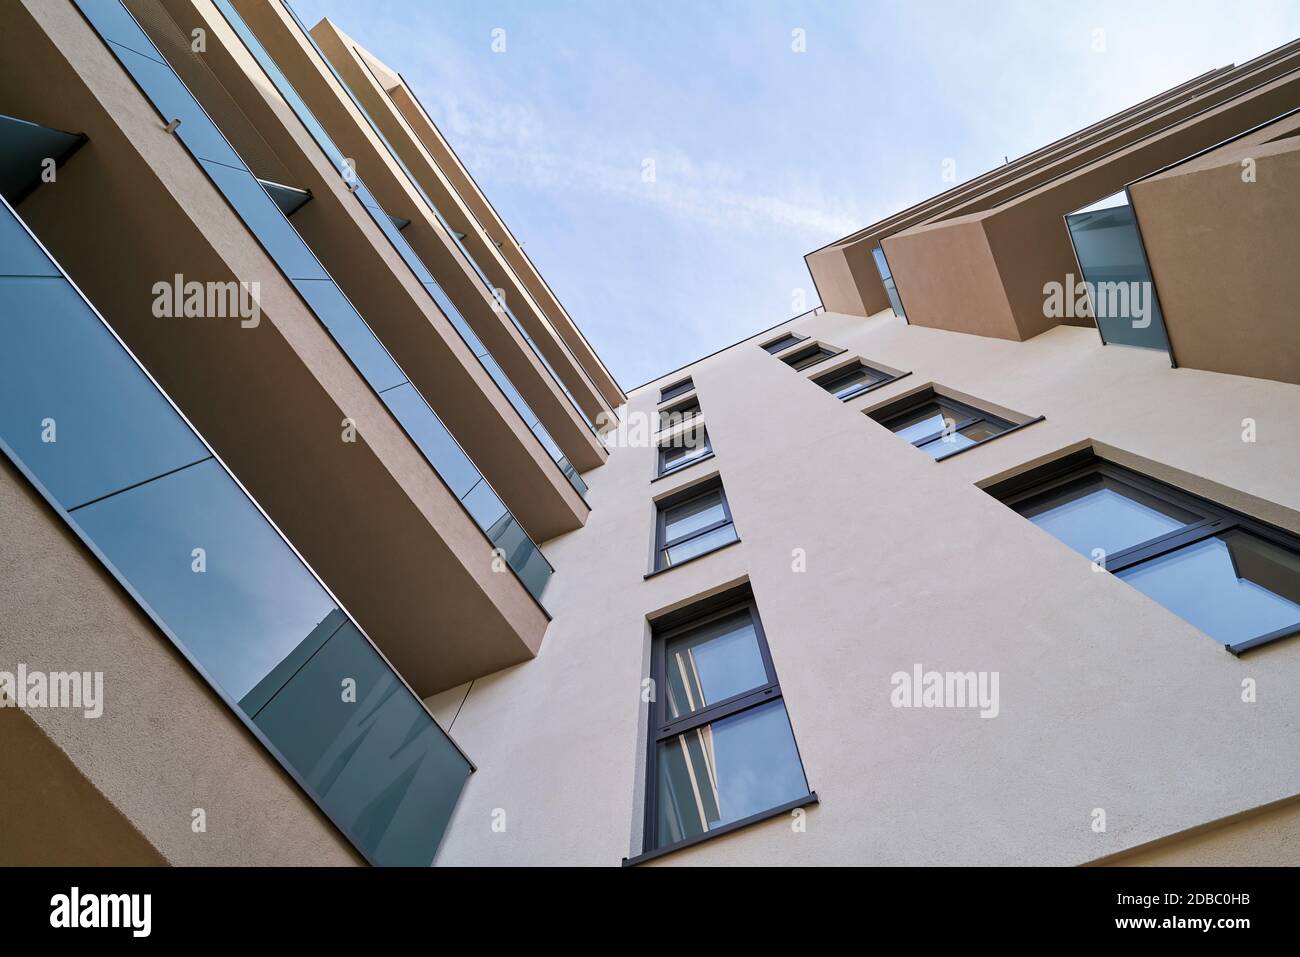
434,308 -> 1300,866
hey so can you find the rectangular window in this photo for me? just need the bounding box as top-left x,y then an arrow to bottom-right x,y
990,455 -> 1300,654
868,388 -> 1027,460
761,332 -> 806,354
660,377 -> 694,403
657,424 -> 712,477
780,342 -> 840,371
658,395 -> 701,432
871,246 -> 907,319
644,596 -> 809,855
812,360 -> 900,401
653,480 -> 738,570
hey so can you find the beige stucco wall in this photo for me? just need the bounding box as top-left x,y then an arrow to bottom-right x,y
1099,796 -> 1300,866
433,307 -> 1300,866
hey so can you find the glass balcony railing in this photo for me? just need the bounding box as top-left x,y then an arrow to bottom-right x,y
74,0 -> 552,599
0,191 -> 470,865
211,0 -> 586,499
871,246 -> 907,319
279,0 -> 600,436
1064,190 -> 1171,354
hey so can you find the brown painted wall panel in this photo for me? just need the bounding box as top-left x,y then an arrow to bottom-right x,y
1133,136 -> 1300,384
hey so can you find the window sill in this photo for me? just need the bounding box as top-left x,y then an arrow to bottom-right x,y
651,453 -> 716,484
644,537 -> 741,579
622,792 -> 819,866
1227,624 -> 1300,656
925,415 -> 1046,462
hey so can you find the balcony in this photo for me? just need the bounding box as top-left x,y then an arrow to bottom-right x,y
0,190 -> 469,865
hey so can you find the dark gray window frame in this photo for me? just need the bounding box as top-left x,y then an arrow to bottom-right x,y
651,478 -> 737,572
659,377 -> 695,403
627,592 -> 814,864
988,451 -> 1300,655
760,331 -> 807,354
868,388 -> 1040,460
780,342 -> 843,371
657,394 -> 702,432
812,360 -> 909,402
656,425 -> 712,478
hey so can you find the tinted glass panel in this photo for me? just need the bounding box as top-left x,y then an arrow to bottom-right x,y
1021,475 -> 1197,558
461,477 -> 509,529
655,700 -> 807,848
958,421 -> 1005,443
75,0 -> 162,55
664,523 -> 738,566
660,428 -> 710,471
917,432 -> 977,459
212,0 -> 350,176
786,346 -> 834,370
101,43 -> 244,169
661,379 -> 693,402
819,364 -> 886,399
661,441 -> 710,470
497,523 -> 552,600
200,160 -> 329,281
1118,531 -> 1300,645
663,613 -> 768,719
872,247 -> 907,318
659,399 -> 700,431
763,334 -> 802,354
381,382 -> 479,498
663,491 -> 726,542
1065,197 -> 1170,352
890,404 -> 952,443
296,279 -> 406,393
72,459 -> 339,703
0,276 -> 208,509
252,621 -> 472,866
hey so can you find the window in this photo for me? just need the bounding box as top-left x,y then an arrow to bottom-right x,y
653,480 -> 738,571
658,395 -> 701,432
657,424 -> 712,477
812,360 -> 901,401
761,332 -> 805,354
643,595 -> 810,856
780,342 -> 841,371
1064,191 -> 1170,353
660,377 -> 694,403
871,246 -> 907,319
990,454 -> 1300,654
868,388 -> 1027,460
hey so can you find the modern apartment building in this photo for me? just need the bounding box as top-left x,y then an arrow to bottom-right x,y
1,1 -> 1297,868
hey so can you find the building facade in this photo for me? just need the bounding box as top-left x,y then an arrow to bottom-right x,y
1,1 -> 1297,867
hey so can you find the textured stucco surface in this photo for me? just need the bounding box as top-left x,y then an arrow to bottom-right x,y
435,308 -> 1300,866
1101,797 -> 1300,866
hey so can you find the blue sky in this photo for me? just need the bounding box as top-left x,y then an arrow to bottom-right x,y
290,0 -> 1300,390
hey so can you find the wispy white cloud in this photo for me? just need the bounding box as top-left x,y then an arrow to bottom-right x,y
294,0 -> 1300,385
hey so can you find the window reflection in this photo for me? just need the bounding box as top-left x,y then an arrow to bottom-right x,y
0,275 -> 206,509
1022,476 -> 1196,558
656,700 -> 807,848
252,621 -> 471,866
72,459 -> 339,702
664,613 -> 768,718
1119,531 -> 1300,645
